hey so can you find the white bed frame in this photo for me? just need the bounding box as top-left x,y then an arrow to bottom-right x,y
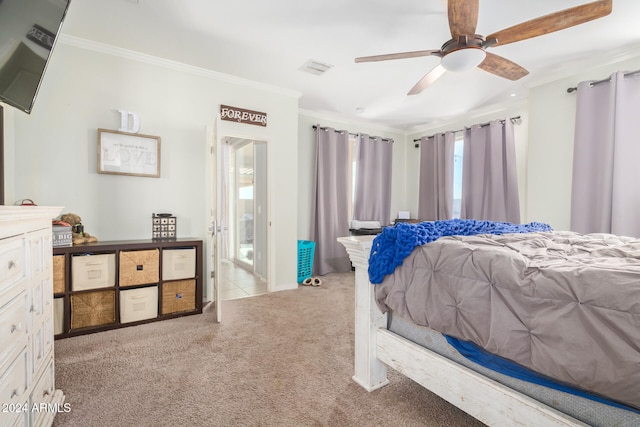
338,235 -> 588,427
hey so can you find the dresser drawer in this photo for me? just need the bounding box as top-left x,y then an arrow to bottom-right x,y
0,348 -> 29,414
0,237 -> 25,295
6,410 -> 29,427
30,359 -> 55,421
30,317 -> 53,376
29,234 -> 44,275
0,293 -> 29,368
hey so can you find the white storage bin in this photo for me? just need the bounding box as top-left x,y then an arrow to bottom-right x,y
120,286 -> 158,324
162,248 -> 196,280
54,298 -> 64,335
71,253 -> 116,291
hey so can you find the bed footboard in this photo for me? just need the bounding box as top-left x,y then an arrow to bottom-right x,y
376,329 -> 587,426
338,235 -> 587,427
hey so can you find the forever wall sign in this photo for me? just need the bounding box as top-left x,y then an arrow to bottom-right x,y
220,105 -> 267,127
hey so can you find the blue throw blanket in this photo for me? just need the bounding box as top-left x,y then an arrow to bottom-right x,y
368,219 -> 553,284
445,335 -> 640,413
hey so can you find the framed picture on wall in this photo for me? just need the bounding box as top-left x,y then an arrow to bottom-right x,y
98,129 -> 161,178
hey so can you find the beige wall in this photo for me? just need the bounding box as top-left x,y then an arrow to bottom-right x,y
5,34 -> 640,299
526,55 -> 640,231
4,38 -> 301,297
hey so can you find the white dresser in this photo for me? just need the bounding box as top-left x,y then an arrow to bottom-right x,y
0,207 -> 65,427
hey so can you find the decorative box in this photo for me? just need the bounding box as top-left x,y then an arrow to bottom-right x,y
52,225 -> 72,247
54,297 -> 64,335
71,253 -> 116,291
162,248 -> 196,281
120,286 -> 158,323
152,213 -> 177,240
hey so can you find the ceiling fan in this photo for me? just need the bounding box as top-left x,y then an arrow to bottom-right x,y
355,0 -> 613,95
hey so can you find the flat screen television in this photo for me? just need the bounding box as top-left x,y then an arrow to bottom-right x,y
0,0 -> 70,114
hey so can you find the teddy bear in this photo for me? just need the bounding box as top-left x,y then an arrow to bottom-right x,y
59,213 -> 98,245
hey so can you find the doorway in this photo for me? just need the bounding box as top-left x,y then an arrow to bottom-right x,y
220,136 -> 268,300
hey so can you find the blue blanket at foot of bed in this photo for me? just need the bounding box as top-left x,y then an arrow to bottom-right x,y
367,219 -> 553,284
445,335 -> 640,413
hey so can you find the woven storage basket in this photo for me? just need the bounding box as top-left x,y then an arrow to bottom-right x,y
53,255 -> 65,294
119,249 -> 159,287
71,290 -> 115,329
162,279 -> 196,315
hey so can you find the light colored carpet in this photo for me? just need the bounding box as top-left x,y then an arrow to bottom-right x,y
52,272 -> 484,426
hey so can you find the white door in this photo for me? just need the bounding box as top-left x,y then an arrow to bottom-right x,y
208,121 -> 223,322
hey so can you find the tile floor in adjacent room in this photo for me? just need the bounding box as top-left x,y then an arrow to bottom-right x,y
220,259 -> 268,300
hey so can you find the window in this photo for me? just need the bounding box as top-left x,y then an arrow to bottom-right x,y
348,135 -> 358,222
452,134 -> 464,218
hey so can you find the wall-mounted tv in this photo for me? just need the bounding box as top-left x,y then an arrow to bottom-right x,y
0,0 -> 70,114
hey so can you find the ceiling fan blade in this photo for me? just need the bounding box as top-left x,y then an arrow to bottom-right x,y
355,49 -> 441,63
477,52 -> 529,81
486,0 -> 612,47
448,0 -> 479,38
408,64 -> 447,95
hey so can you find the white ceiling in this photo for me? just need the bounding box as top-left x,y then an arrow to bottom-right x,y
59,0 -> 640,131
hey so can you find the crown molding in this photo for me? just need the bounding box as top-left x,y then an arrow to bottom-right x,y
406,99 -> 529,137
524,44 -> 640,89
298,108 -> 409,136
58,34 -> 302,99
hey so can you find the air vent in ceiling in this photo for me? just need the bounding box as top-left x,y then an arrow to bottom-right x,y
299,59 -> 333,76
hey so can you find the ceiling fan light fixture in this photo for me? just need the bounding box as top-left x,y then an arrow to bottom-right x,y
441,48 -> 486,72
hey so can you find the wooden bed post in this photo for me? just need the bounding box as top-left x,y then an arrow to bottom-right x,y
338,236 -> 389,392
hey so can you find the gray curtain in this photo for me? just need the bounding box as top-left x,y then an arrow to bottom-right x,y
571,71 -> 640,237
460,120 -> 520,222
310,126 -> 351,275
418,132 -> 455,220
353,135 -> 393,226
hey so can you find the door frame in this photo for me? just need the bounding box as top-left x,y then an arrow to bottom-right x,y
207,123 -> 274,317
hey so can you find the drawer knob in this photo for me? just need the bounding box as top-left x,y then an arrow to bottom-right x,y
8,260 -> 16,269
43,389 -> 50,398
10,388 -> 20,398
11,323 -> 22,333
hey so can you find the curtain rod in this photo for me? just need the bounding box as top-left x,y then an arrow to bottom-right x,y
413,116 -> 522,144
566,69 -> 640,93
312,125 -> 393,143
